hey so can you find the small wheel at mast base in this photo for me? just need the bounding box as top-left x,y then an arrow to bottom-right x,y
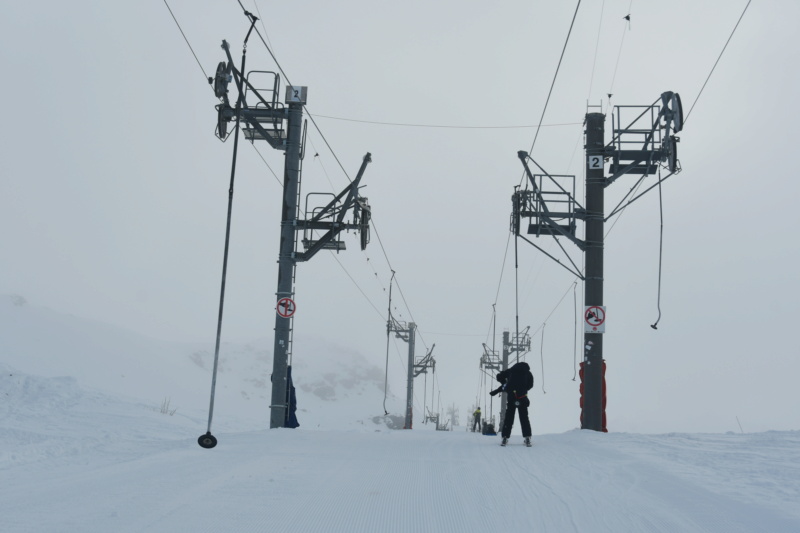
198,432 -> 218,449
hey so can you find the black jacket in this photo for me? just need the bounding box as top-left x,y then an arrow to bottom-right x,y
494,362 -> 534,398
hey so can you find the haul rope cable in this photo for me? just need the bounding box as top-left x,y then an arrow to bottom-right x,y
243,0 -> 589,404
487,235 -> 512,343
500,0 -> 584,353
608,1 -> 634,99
236,0 -> 355,188
162,0 -> 209,83
170,1 -> 432,434
312,114 -> 582,130
516,0 -> 582,189
232,2 -> 392,336
602,0 -> 754,331
243,0 -> 517,364
586,0 -> 606,102
505,2 -> 584,355
685,0 -> 752,124
245,0 -> 454,365
494,0 -> 641,389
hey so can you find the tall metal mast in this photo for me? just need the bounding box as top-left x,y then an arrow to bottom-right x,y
511,92 -> 684,432
207,24 -> 374,430
582,112 -> 606,431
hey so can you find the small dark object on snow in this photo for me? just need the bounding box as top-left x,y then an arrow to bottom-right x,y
198,432 -> 218,449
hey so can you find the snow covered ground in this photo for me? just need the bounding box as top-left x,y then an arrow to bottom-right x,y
2,297 -> 799,532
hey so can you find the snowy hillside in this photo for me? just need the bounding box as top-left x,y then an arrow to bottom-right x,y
0,295 -> 400,432
2,365 -> 799,532
2,296 -> 800,531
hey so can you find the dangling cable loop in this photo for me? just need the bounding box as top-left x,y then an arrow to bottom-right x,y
382,271 -> 396,415
651,168 -> 665,330
540,324 -> 547,394
572,281 -> 578,380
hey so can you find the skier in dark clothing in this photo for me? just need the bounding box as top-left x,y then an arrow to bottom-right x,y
490,361 -> 534,447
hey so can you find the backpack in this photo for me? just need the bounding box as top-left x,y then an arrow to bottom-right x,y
497,362 -> 533,394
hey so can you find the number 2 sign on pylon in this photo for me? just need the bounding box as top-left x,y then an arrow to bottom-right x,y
584,306 -> 606,334
276,297 -> 296,319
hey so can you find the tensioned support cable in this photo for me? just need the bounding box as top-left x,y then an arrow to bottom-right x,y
526,0 -> 583,159
312,114 -> 583,130
518,234 -> 584,280
516,0 -> 583,188
162,0 -> 210,83
685,0 -> 752,123
241,10 -> 355,186
604,167 -> 679,221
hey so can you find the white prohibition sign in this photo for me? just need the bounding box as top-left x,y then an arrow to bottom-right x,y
584,305 -> 606,333
588,155 -> 603,169
276,297 -> 296,318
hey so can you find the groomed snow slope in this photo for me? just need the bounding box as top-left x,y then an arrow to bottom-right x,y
2,366 -> 799,533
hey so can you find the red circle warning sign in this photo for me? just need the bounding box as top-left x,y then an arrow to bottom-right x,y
584,306 -> 606,333
276,297 -> 296,318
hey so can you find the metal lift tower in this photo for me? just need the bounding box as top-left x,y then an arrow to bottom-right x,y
388,316 -> 435,429
210,33 -> 373,429
481,329 -> 530,428
512,92 -> 684,431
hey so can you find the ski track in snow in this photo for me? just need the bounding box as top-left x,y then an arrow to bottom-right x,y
1,313 -> 799,533
3,406 -> 800,533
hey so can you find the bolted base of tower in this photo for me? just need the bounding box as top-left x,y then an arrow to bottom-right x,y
579,361 -> 607,432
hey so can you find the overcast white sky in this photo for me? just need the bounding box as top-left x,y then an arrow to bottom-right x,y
1,0 -> 798,434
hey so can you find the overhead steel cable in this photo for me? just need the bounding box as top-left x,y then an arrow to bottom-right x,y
240,7 -> 355,184
226,2 -> 392,327
248,143 -> 282,186
312,114 -> 582,130
329,253 -> 386,321
491,234 -> 512,311
528,281 -> 577,339
608,0 -> 634,99
237,4 -> 431,353
251,0 -> 275,52
524,0 -> 583,164
500,0 -> 581,363
685,0 -> 752,123
368,217 -> 428,349
586,0 -> 606,101
231,1 -> 447,408
162,0 -> 210,83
